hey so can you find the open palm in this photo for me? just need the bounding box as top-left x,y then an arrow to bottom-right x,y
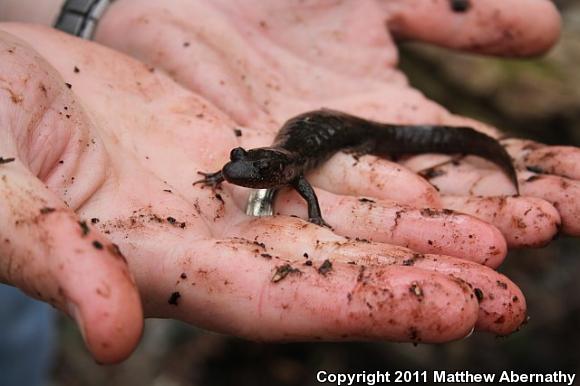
0,22 -> 532,364
95,0 -> 577,249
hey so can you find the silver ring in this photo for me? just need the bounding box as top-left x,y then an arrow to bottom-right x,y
245,189 -> 277,217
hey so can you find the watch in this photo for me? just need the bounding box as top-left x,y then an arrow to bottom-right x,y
54,0 -> 114,40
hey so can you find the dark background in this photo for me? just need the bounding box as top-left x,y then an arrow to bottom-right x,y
53,2 -> 580,385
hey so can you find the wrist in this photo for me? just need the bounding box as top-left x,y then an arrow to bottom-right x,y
0,0 -> 64,25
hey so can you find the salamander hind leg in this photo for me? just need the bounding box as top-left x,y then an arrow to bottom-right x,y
291,175 -> 331,228
192,171 -> 225,189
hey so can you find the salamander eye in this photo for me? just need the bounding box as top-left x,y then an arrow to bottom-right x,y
230,147 -> 247,161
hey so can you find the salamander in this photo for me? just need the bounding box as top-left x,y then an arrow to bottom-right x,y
194,109 -> 519,226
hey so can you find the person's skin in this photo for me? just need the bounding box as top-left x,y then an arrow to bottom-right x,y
0,0 -> 62,26
1,21 -> 530,365
94,0 -> 579,249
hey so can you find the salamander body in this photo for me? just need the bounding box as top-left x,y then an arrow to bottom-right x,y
195,109 -> 518,226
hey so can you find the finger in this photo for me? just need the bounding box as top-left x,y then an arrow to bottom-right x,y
520,173 -> 580,235
441,195 -> 561,248
95,0 -> 273,128
143,227 -> 479,343
388,0 -> 561,56
503,138 -> 580,181
273,187 -> 507,267
308,153 -> 441,208
405,156 -> 580,237
236,217 -> 525,335
401,253 -> 526,335
403,154 -> 518,196
0,165 -> 143,364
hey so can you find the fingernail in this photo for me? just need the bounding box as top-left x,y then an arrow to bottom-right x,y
462,326 -> 475,340
67,302 -> 87,342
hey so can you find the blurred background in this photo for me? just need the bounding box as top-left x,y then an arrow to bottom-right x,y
50,1 -> 580,385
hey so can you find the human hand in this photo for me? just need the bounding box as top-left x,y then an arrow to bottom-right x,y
0,23 -> 526,364
95,0 -> 577,249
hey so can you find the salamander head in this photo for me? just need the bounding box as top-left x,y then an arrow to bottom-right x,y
222,147 -> 299,188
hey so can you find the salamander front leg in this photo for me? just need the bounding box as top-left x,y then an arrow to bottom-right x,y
192,170 -> 225,189
291,175 -> 331,228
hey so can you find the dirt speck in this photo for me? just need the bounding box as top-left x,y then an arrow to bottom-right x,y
408,326 -> 421,344
40,207 -> 56,214
420,208 -> 454,217
496,280 -> 508,290
253,241 -> 266,249
317,259 -> 333,276
168,291 -> 181,305
271,264 -> 302,283
79,221 -> 90,236
409,282 -> 424,299
449,0 -> 471,12
474,288 -> 484,302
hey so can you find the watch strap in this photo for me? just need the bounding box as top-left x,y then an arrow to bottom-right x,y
54,0 -> 113,39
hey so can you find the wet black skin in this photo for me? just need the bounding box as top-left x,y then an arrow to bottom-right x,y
194,109 -> 519,227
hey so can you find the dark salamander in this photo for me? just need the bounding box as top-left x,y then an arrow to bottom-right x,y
194,109 -> 518,226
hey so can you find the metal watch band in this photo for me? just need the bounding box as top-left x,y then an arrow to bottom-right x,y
54,0 -> 113,40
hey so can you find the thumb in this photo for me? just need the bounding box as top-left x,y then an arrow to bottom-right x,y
0,161 -> 143,364
388,0 -> 561,57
